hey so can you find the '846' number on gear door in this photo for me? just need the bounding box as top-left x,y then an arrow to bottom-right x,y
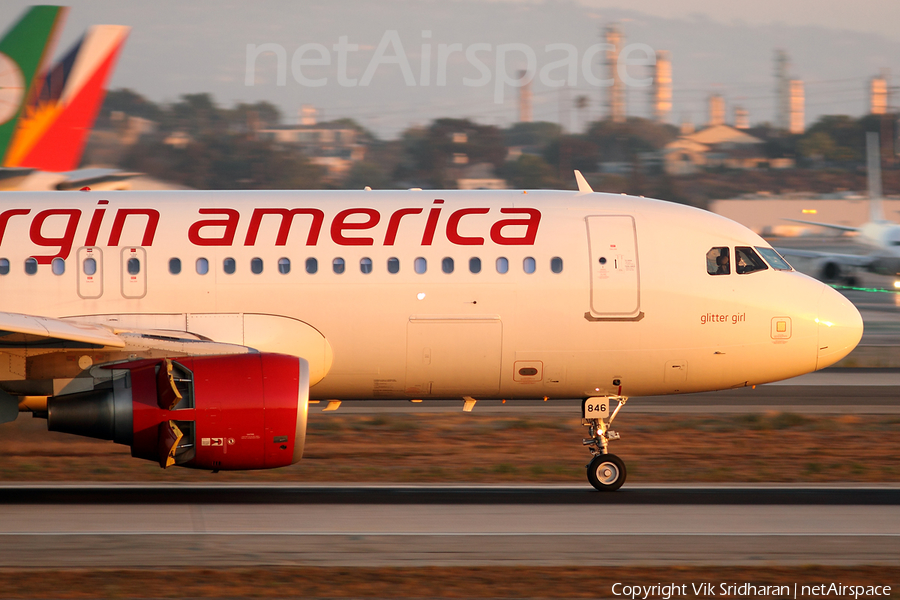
582,398 -> 609,419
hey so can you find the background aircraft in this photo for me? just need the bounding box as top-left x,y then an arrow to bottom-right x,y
777,133 -> 900,287
0,5 -> 66,189
0,6 -> 132,191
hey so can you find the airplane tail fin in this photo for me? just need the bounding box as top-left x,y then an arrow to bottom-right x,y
3,24 -> 130,172
0,6 -> 67,164
866,131 -> 885,222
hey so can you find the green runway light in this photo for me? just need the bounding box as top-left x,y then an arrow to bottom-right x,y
832,284 -> 900,294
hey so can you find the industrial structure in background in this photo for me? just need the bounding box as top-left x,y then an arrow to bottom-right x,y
708,94 -> 726,127
789,79 -> 805,134
652,51 -> 672,124
604,24 -> 626,123
870,73 -> 889,116
772,50 -> 806,134
597,24 -> 893,142
518,70 -> 533,123
774,49 -> 792,131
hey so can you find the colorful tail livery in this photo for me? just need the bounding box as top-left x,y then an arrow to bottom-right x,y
3,23 -> 129,171
0,6 -> 67,163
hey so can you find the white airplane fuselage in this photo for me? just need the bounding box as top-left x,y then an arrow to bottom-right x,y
856,222 -> 900,276
0,189 -> 862,401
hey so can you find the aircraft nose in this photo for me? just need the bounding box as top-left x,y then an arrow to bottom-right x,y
816,285 -> 863,370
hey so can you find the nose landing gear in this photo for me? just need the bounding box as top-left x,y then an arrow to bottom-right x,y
582,396 -> 628,491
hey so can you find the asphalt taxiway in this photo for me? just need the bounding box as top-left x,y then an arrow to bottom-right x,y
0,485 -> 897,567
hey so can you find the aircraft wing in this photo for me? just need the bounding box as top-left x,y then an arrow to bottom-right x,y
774,247 -> 874,268
0,312 -> 125,349
783,218 -> 859,233
0,312 -> 256,354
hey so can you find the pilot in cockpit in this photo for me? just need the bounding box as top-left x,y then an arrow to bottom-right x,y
715,250 -> 730,275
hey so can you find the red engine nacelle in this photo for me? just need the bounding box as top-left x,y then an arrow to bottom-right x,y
47,354 -> 309,471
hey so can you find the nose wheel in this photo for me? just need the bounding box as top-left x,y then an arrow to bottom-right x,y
582,396 -> 628,491
587,453 -> 626,491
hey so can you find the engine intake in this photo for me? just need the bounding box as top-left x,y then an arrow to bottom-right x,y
47,354 -> 309,471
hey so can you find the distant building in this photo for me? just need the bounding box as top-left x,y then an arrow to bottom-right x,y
299,105 -> 318,126
110,112 -> 156,146
663,124 -> 778,175
456,162 -> 507,190
163,131 -> 192,149
257,123 -> 368,181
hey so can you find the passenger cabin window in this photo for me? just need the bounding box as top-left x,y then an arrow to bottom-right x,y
414,257 -> 427,274
25,258 -> 37,275
735,247 -> 768,275
127,258 -> 140,275
469,257 -> 481,273
333,258 -> 345,274
251,257 -> 263,274
523,257 -> 536,274
83,258 -> 97,276
306,258 -> 318,274
169,258 -> 181,274
52,257 -> 65,276
196,258 -> 209,275
706,247 -> 730,275
360,257 -> 372,274
387,257 -> 400,273
0,258 -> 8,275
496,257 -> 509,274
278,257 -> 291,274
223,257 -> 236,274
550,256 -> 563,273
442,257 -> 454,273
756,247 -> 793,271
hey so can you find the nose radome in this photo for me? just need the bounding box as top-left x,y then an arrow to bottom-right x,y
816,286 -> 863,370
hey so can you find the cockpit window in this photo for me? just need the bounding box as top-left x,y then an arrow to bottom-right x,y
707,247 -> 730,275
756,246 -> 793,271
735,247 -> 768,274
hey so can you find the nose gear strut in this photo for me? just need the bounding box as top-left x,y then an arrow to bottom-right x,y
582,396 -> 628,491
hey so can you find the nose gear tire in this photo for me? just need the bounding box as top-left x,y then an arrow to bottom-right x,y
587,453 -> 626,491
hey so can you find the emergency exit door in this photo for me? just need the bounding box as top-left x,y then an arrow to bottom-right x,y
121,247 -> 147,299
586,215 -> 641,319
76,246 -> 103,299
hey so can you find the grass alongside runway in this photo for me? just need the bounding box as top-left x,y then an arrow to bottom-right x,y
0,566 -> 897,599
2,411 -> 899,483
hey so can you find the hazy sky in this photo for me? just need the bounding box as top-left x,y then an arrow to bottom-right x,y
4,0 -> 898,138
577,0 -> 900,42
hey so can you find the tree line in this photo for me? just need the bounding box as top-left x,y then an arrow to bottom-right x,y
89,89 -> 898,207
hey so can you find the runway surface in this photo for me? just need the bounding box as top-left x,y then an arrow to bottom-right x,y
1,485 -> 898,567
